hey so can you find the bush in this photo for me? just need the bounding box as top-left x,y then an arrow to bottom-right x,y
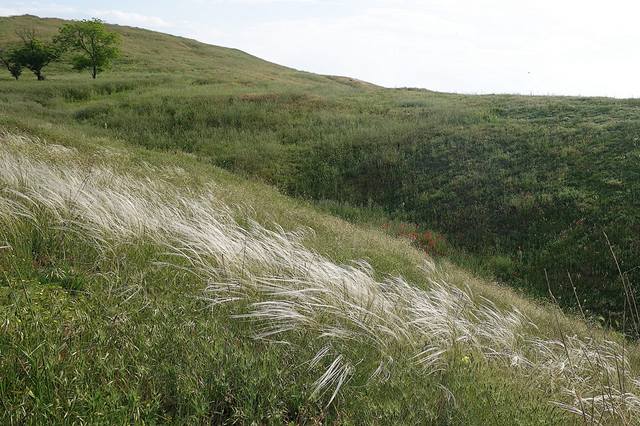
488,255 -> 516,282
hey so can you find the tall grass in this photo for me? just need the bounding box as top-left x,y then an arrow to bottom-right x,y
3,14 -> 640,332
2,131 -> 639,423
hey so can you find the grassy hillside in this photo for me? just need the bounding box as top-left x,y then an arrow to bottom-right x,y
0,14 -> 350,85
1,15 -> 640,422
2,127 -> 640,425
1,16 -> 638,330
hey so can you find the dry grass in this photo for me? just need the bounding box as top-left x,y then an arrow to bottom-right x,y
1,130 -> 639,423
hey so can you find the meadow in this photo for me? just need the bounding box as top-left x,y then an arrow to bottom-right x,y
2,16 -> 639,329
1,14 -> 640,424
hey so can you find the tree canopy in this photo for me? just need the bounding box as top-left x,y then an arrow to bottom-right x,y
13,29 -> 59,80
0,47 -> 22,80
0,19 -> 120,80
56,19 -> 120,79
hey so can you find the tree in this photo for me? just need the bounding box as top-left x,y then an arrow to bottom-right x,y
56,19 -> 120,79
0,47 -> 22,80
13,29 -> 59,80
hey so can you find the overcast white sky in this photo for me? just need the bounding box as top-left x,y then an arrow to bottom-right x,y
2,0 -> 640,97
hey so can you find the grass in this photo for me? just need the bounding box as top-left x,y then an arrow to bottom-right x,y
1,129 -> 640,424
2,15 -> 639,327
1,14 -> 640,423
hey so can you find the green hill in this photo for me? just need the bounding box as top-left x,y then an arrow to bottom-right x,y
1,15 -> 640,424
2,15 -> 638,328
0,14 -> 363,85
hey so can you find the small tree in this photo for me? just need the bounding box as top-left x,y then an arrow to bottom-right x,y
56,19 -> 120,79
13,29 -> 59,80
0,47 -> 22,80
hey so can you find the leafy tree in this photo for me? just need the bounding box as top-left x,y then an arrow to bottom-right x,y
13,29 -> 59,80
56,19 -> 120,79
0,47 -> 22,80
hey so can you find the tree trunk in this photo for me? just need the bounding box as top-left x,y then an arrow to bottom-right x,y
92,64 -> 97,79
36,70 -> 44,81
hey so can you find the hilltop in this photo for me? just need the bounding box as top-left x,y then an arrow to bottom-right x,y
0,14 -> 375,88
1,15 -> 640,424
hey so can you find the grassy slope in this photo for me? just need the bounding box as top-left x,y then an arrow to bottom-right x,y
1,16 -> 638,327
3,123 -> 639,425
0,15 -> 639,423
0,14 -> 344,82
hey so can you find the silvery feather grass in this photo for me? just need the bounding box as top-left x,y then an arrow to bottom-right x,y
1,131 -> 639,422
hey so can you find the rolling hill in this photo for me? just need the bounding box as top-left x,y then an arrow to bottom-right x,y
1,14 -> 640,424
1,15 -> 638,328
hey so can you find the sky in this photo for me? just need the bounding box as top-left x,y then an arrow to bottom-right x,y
2,0 -> 640,98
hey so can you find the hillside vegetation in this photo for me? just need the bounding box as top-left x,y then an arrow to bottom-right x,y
1,15 -> 640,423
2,126 -> 640,424
1,16 -> 638,329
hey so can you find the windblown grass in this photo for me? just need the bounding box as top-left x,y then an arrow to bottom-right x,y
2,13 -> 640,336
2,131 -> 639,423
